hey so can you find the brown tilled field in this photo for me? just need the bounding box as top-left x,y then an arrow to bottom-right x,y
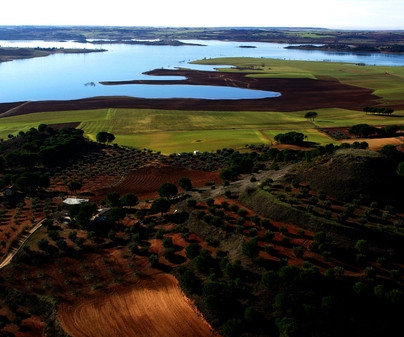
90,165 -> 221,202
58,273 -> 220,337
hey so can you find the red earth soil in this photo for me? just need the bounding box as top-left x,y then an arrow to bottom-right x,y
58,273 -> 221,337
89,165 -> 220,202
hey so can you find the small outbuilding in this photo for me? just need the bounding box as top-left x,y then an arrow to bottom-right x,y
63,197 -> 89,205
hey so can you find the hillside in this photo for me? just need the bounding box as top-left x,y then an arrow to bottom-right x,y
292,149 -> 404,206
0,127 -> 403,337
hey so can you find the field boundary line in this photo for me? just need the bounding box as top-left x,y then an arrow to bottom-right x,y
0,101 -> 31,118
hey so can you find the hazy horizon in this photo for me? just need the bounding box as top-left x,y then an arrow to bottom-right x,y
2,0 -> 403,31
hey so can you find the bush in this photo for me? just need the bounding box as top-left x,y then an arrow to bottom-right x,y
162,237 -> 173,248
179,269 -> 201,294
242,239 -> 259,259
222,318 -> 243,337
187,199 -> 197,208
185,243 -> 202,260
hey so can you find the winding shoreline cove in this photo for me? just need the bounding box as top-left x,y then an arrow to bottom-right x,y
1,39 -> 404,102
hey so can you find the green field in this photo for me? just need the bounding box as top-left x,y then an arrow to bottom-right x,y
194,57 -> 404,101
1,58 -> 403,154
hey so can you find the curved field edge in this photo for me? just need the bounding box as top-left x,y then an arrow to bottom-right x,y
58,273 -> 220,337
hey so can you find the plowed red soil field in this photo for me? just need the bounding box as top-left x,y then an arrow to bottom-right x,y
90,165 -> 220,201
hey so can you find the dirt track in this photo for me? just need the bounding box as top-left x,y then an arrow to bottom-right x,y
0,69 -> 382,116
58,273 -> 221,337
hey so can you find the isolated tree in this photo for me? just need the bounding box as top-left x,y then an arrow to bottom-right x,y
96,131 -> 115,144
37,238 -> 50,252
106,132 -> 115,144
106,191 -> 121,207
108,207 -> 126,223
178,177 -> 193,191
96,131 -> 107,143
67,181 -> 82,195
242,239 -> 260,259
148,254 -> 159,267
193,249 -> 214,275
151,197 -> 171,215
355,239 -> 368,254
120,193 -> 138,208
304,111 -> 318,122
56,238 -> 68,251
15,175 -> 31,192
158,182 -> 178,199
185,242 -> 202,260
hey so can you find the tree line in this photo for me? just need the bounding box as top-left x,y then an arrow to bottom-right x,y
363,106 -> 394,115
349,123 -> 402,138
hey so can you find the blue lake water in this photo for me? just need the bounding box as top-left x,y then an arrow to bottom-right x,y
1,39 -> 404,103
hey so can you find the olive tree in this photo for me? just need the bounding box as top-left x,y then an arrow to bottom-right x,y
158,182 -> 178,199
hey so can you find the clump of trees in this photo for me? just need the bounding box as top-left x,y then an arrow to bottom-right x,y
363,106 -> 394,115
96,131 -> 115,144
349,123 -> 402,138
274,131 -> 305,145
0,124 -> 87,169
220,151 -> 258,181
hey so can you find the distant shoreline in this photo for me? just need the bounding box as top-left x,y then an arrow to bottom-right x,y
0,47 -> 106,63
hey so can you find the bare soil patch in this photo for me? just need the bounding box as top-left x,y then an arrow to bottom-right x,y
90,165 -> 220,202
321,126 -> 404,150
58,273 -> 220,337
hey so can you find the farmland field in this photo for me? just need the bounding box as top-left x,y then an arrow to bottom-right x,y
58,273 -> 219,337
0,57 -> 403,153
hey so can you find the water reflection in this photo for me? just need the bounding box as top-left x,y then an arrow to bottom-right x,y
0,39 -> 404,102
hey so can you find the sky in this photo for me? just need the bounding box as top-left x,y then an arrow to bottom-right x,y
1,0 -> 403,30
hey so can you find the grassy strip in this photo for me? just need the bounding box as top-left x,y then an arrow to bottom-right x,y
0,107 -> 403,153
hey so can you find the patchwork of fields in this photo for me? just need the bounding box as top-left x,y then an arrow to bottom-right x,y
1,57 -> 403,153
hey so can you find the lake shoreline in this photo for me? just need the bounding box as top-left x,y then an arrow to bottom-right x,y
0,68 -> 383,116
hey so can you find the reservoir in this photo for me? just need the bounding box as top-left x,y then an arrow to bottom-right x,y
1,39 -> 404,103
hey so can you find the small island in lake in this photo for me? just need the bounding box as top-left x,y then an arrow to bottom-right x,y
0,47 -> 107,63
89,39 -> 205,46
285,43 -> 404,53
